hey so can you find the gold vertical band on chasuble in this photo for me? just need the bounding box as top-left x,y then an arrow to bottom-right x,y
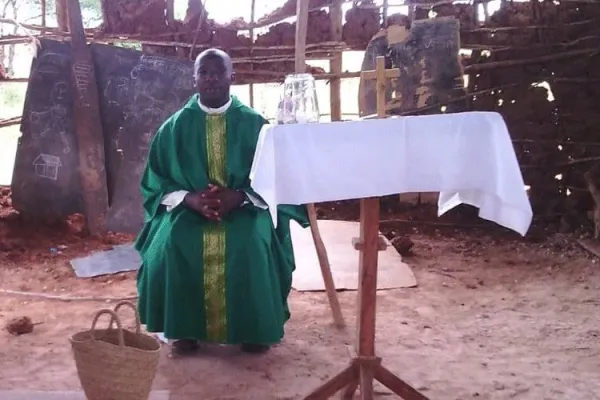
203,114 -> 227,342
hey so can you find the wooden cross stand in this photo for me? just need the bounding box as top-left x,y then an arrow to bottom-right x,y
304,57 -> 430,400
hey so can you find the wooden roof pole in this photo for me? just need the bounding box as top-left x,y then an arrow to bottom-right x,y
295,0 -> 345,329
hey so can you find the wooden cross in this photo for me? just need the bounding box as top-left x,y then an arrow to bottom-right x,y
304,58 -> 429,400
361,56 -> 400,118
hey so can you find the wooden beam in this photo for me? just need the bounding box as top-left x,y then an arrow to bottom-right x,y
295,0 -> 310,72
67,0 -> 109,235
56,0 -> 68,32
329,0 -> 343,122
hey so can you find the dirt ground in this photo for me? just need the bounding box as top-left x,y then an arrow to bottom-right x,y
1,189 -> 600,399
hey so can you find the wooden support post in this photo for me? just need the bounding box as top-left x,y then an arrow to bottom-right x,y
56,0 -> 68,32
67,0 -> 109,235
41,0 -> 47,34
407,0 -> 415,23
355,197 -> 380,400
295,0 -> 310,72
166,0 -> 175,23
329,0 -> 343,122
382,0 -> 389,27
352,236 -> 387,251
295,0 -> 345,329
483,1 -> 490,21
303,57 -> 428,400
249,0 -> 256,108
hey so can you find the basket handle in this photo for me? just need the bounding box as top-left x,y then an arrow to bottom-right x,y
112,300 -> 142,334
90,309 -> 125,347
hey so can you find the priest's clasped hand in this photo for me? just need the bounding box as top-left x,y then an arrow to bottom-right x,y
183,184 -> 245,221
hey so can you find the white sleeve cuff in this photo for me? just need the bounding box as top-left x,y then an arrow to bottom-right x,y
161,190 -> 189,212
161,190 -> 267,212
245,191 -> 268,210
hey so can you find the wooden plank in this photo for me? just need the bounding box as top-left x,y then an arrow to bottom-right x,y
67,0 -> 109,234
329,0 -> 343,122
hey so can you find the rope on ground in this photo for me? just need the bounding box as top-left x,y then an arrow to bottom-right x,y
0,289 -> 138,302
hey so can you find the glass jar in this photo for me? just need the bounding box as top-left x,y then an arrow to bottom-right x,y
276,73 -> 320,124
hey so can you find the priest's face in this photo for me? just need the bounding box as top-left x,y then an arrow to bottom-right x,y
195,52 -> 234,108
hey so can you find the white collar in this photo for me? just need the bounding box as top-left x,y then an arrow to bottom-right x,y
198,96 -> 232,114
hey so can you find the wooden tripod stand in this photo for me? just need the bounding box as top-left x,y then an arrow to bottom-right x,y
303,57 -> 430,400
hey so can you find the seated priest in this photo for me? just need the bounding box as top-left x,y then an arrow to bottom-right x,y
135,48 -> 309,355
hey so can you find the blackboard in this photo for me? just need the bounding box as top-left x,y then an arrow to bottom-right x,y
360,17 -> 465,116
13,39 -> 195,232
390,17 -> 465,114
13,40 -> 82,221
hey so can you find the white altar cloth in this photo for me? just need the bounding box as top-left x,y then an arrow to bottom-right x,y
250,111 -> 532,236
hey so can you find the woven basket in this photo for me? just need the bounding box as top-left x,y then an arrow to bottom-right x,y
70,301 -> 161,400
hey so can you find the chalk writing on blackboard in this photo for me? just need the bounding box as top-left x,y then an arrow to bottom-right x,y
36,52 -> 70,75
59,131 -> 71,154
72,62 -> 92,107
51,82 -> 69,103
29,105 -> 68,141
423,37 -> 456,50
33,154 -> 62,180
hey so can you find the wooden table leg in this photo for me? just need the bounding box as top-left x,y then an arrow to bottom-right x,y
374,364 -> 429,400
306,203 -> 345,328
340,381 -> 359,400
356,198 -> 380,357
355,198 -> 380,399
303,197 -> 429,400
305,360 -> 358,400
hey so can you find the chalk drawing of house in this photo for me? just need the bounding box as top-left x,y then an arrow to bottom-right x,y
33,154 -> 62,180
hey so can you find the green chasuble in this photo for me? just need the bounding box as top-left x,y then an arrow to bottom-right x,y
135,95 -> 309,345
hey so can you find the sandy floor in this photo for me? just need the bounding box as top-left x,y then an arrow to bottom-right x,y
1,196 -> 600,399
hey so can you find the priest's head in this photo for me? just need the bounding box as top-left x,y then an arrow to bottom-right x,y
194,48 -> 235,108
